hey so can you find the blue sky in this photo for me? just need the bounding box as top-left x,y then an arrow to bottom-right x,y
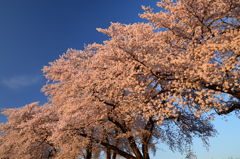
0,0 -> 239,159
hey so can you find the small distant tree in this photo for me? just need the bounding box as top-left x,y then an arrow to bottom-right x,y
1,0 -> 239,158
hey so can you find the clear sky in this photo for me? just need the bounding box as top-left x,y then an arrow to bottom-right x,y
0,0 -> 239,159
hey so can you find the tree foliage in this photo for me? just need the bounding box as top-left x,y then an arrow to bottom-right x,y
1,0 -> 240,158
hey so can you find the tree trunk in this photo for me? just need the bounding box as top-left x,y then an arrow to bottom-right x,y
106,148 -> 111,159
86,142 -> 92,159
112,152 -> 117,159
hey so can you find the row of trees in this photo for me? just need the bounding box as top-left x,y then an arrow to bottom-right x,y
1,0 -> 239,158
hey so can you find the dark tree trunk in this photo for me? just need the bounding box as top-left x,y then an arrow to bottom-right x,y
106,148 -> 111,159
112,151 -> 117,159
86,142 -> 92,159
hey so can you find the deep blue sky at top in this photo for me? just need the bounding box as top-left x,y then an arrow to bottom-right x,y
0,1 -> 239,159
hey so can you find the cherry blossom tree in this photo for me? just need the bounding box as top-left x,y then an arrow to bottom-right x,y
1,0 -> 239,158
0,102 -> 58,159
140,0 -> 240,117
0,102 -> 103,159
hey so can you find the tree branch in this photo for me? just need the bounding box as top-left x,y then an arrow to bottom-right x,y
217,103 -> 240,115
142,117 -> 154,159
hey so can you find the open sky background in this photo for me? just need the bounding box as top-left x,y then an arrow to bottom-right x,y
0,0 -> 239,159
